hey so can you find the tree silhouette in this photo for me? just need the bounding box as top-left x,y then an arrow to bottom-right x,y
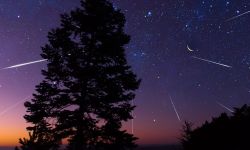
17,0 -> 140,149
181,104 -> 250,150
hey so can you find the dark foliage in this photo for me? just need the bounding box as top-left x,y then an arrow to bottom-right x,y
181,104 -> 250,150
16,0 -> 140,149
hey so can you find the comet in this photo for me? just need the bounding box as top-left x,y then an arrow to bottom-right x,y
169,96 -> 181,122
225,11 -> 250,22
191,56 -> 232,68
2,59 -> 47,70
0,96 -> 30,117
216,101 -> 234,113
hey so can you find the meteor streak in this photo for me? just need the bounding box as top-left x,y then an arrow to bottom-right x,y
169,96 -> 181,122
131,100 -> 134,134
192,56 -> 232,68
225,11 -> 250,22
216,101 -> 234,113
2,59 -> 47,70
0,96 -> 30,117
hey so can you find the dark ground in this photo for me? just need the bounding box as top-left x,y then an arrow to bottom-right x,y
0,145 -> 182,150
137,145 -> 182,150
0,147 -> 13,150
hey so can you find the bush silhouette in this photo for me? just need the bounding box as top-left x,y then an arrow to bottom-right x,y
181,104 -> 250,150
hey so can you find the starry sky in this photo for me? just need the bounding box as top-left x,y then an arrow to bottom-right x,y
0,0 -> 250,146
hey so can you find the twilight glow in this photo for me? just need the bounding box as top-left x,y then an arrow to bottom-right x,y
0,0 -> 250,147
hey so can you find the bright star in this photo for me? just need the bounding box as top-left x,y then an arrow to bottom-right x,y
145,11 -> 152,18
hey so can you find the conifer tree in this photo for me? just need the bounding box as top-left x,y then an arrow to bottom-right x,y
18,0 -> 140,149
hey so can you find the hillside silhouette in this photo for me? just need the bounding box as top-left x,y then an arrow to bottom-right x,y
181,104 -> 250,150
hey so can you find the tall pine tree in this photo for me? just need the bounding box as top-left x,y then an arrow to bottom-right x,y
18,0 -> 140,149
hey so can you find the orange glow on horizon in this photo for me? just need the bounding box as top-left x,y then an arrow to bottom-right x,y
0,100 -> 180,147
0,124 -> 28,146
0,122 -> 179,147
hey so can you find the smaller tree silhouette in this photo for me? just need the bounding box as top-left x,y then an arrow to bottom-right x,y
16,126 -> 60,150
181,104 -> 250,150
180,121 -> 193,148
16,81 -> 62,150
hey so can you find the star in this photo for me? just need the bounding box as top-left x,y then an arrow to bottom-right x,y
145,11 -> 152,18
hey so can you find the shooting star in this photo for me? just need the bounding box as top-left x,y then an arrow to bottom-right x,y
216,101 -> 234,113
131,99 -> 134,134
0,96 -> 30,117
225,11 -> 250,22
192,56 -> 232,68
2,59 -> 47,70
169,96 -> 181,122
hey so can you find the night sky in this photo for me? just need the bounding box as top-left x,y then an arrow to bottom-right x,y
0,0 -> 250,146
